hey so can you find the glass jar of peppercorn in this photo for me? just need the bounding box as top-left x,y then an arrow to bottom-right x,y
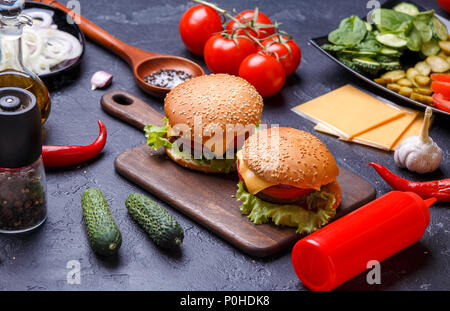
0,87 -> 47,233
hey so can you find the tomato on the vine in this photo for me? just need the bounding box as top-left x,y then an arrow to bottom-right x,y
259,36 -> 301,76
437,0 -> 450,13
238,53 -> 286,98
225,10 -> 274,40
203,33 -> 257,75
179,5 -> 223,56
432,93 -> 450,113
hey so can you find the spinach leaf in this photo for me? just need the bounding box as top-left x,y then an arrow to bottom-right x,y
415,10 -> 434,24
356,31 -> 382,52
407,27 -> 422,51
328,15 -> 367,47
371,8 -> 413,33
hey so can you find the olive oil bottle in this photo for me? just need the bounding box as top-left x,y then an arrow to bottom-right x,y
0,0 -> 51,124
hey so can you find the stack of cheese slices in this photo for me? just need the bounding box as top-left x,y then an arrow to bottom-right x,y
293,84 -> 427,151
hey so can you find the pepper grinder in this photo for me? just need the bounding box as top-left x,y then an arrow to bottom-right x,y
0,87 -> 47,233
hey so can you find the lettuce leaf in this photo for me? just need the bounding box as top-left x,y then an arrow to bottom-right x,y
236,182 -> 336,234
144,118 -> 242,173
144,117 -> 172,150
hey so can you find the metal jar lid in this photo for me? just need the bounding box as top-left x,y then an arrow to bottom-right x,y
0,87 -> 42,168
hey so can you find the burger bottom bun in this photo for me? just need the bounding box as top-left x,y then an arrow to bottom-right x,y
165,147 -> 237,174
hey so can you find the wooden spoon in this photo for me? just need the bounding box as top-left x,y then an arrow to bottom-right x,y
37,0 -> 204,98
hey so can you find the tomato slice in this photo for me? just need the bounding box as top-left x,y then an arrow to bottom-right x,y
431,81 -> 450,98
432,93 -> 450,113
431,73 -> 450,82
261,185 -> 313,199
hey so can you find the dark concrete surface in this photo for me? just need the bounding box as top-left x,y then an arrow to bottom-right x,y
0,0 -> 449,291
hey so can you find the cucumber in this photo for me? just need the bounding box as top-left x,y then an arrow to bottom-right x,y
380,46 -> 401,55
376,33 -> 407,48
432,16 -> 448,41
126,193 -> 184,248
393,2 -> 419,16
81,188 -> 122,256
421,40 -> 441,56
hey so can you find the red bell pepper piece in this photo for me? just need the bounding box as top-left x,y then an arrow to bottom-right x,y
432,92 -> 450,113
431,80 -> 450,98
430,73 -> 450,83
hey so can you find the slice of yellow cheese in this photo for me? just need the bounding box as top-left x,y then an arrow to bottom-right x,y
353,111 -> 417,150
314,109 -> 422,151
293,84 -> 405,139
236,150 -> 277,194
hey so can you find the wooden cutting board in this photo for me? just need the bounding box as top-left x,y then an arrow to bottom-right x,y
102,90 -> 377,257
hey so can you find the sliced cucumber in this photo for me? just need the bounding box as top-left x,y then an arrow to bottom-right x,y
376,33 -> 407,48
353,57 -> 380,66
380,61 -> 402,71
353,57 -> 381,74
380,46 -> 401,55
338,57 -> 359,72
321,44 -> 345,52
341,49 -> 377,56
376,55 -> 400,63
432,16 -> 448,41
421,40 -> 441,56
393,2 -> 419,16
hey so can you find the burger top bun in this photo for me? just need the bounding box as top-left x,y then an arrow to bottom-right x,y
242,127 -> 339,190
164,74 -> 263,145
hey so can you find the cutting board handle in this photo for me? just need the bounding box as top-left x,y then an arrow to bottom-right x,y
101,90 -> 164,130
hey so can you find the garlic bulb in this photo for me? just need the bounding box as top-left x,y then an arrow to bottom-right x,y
394,107 -> 442,174
91,71 -> 113,90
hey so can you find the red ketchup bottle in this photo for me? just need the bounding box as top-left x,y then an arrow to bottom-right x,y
291,191 -> 436,291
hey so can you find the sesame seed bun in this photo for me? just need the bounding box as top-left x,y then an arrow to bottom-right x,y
242,127 -> 339,190
164,74 -> 263,147
165,146 -> 236,174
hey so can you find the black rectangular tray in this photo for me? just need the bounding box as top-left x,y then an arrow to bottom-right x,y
310,0 -> 450,117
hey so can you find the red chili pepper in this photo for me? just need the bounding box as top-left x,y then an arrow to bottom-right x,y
368,162 -> 450,202
42,120 -> 107,167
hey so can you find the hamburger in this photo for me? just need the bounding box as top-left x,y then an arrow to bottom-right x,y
144,74 -> 263,173
236,127 -> 341,234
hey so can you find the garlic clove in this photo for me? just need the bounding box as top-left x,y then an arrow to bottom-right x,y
91,71 -> 113,90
